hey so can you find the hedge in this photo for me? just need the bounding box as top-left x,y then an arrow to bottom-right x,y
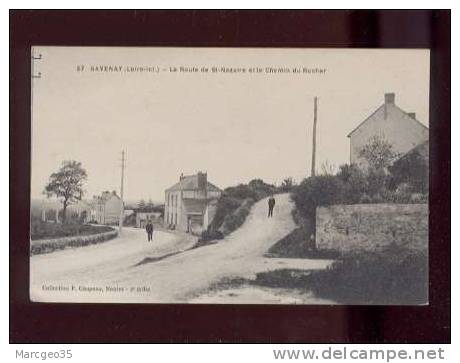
30,228 -> 118,255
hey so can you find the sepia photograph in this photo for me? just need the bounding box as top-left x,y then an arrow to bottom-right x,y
29,46 -> 430,305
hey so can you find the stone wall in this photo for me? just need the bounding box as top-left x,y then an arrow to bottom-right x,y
316,204 -> 428,253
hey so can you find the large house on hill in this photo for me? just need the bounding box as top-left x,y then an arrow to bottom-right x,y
348,93 -> 429,168
164,172 -> 222,234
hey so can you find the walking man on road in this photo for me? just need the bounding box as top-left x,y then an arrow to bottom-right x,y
146,220 -> 154,242
268,195 -> 276,218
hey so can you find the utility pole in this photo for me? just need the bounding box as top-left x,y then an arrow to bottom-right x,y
119,150 -> 126,235
311,96 -> 318,177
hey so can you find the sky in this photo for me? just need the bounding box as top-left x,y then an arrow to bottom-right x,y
31,47 -> 430,202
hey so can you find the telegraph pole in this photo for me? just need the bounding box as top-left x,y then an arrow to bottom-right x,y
119,150 -> 126,235
311,96 -> 318,177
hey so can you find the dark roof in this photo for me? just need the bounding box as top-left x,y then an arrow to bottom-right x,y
166,175 -> 221,192
347,103 -> 429,138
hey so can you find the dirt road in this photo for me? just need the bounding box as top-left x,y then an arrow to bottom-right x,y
30,193 -> 332,303
30,227 -> 197,301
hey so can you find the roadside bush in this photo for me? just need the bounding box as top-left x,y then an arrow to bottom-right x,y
292,162 -> 428,220
279,177 -> 296,192
247,179 -> 278,198
201,178 -> 277,244
199,229 -> 224,243
30,219 -> 113,240
366,167 -> 389,195
358,193 -> 373,204
223,184 -> 258,200
306,247 -> 428,304
379,187 -> 410,204
337,164 -> 368,204
254,246 -> 427,304
219,198 -> 255,235
389,147 -> 429,194
208,195 -> 243,232
30,228 -> 118,255
288,175 -> 347,247
210,179 -> 277,234
291,175 -> 345,221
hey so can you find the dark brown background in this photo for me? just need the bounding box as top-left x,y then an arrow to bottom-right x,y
10,10 -> 450,343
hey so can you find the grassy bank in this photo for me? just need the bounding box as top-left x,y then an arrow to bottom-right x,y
266,227 -> 333,259
30,229 -> 118,255
256,246 -> 427,305
199,179 -> 278,244
31,219 -> 114,240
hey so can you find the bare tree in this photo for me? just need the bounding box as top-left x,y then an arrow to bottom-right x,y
44,160 -> 87,223
359,135 -> 400,171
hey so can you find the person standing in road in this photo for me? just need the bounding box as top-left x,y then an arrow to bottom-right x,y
268,195 -> 276,218
146,220 -> 154,242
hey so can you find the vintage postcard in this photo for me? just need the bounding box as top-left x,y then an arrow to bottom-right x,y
30,47 -> 429,304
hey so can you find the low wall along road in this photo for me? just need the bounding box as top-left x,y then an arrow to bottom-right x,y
30,228 -> 118,255
316,203 -> 428,253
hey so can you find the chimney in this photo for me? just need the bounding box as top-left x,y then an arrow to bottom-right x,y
407,112 -> 416,119
197,171 -> 207,190
384,93 -> 395,105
